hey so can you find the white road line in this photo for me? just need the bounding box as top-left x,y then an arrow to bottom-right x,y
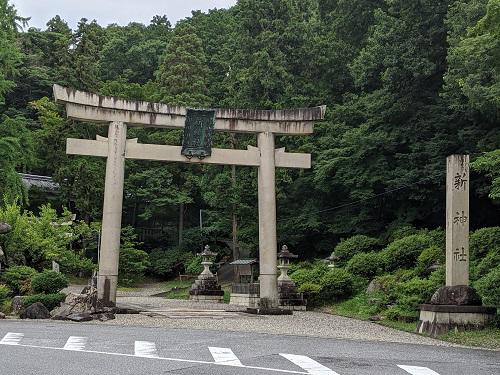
208,347 -> 243,366
280,353 -> 341,375
2,342 -> 309,374
134,341 -> 159,357
398,365 -> 441,375
0,332 -> 24,345
63,336 -> 87,351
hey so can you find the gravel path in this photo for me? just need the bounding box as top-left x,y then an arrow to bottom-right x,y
64,283 -> 454,347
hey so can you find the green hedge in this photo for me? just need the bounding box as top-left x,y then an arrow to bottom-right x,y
470,227 -> 500,260
31,270 -> 68,294
0,284 -> 10,305
475,267 -> 500,307
346,252 -> 384,278
318,268 -> 354,301
23,293 -> 66,311
334,235 -> 379,264
2,266 -> 38,295
381,234 -> 434,271
290,262 -> 328,286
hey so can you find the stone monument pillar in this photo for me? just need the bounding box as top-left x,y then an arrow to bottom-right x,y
277,245 -> 306,311
417,155 -> 495,337
189,245 -> 224,302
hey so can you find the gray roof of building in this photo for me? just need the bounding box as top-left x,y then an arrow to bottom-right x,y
229,259 -> 258,265
19,173 -> 59,192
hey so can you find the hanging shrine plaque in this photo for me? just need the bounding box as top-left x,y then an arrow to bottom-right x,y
181,108 -> 215,159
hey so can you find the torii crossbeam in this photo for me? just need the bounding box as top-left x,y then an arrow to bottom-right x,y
54,84 -> 326,308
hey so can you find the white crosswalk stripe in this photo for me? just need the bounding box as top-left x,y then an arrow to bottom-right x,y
0,332 -> 24,345
398,365 -> 441,375
209,347 -> 243,366
134,341 -> 159,357
63,336 -> 87,351
280,353 -> 341,375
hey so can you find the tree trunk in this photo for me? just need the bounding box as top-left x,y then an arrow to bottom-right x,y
178,203 -> 184,246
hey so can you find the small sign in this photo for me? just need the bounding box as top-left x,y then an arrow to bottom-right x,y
181,109 -> 216,159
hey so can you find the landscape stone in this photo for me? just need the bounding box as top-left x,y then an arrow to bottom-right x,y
430,285 -> 482,306
366,279 -> 383,294
0,222 -> 12,234
20,302 -> 50,319
0,312 -> 5,319
67,312 -> 93,322
11,296 -> 24,315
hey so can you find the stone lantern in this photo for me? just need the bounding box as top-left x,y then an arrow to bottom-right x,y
189,245 -> 224,303
326,252 -> 339,268
277,245 -> 306,311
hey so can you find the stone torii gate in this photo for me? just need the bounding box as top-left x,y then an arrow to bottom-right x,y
53,84 -> 326,307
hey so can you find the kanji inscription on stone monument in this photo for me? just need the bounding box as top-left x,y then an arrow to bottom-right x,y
446,154 -> 469,286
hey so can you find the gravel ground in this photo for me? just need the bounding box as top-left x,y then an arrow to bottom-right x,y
64,283 -> 454,347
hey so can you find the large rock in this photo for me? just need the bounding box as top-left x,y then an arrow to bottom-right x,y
0,222 -> 12,234
430,285 -> 482,306
366,279 -> 383,294
20,302 -> 50,319
67,313 -> 93,322
0,312 -> 5,319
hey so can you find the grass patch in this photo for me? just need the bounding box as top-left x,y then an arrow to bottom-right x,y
162,279 -> 193,300
439,327 -> 500,350
66,275 -> 89,285
327,294 -> 380,320
378,320 -> 417,333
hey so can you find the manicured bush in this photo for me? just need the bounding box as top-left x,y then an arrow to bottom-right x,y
0,284 -> 10,305
381,234 -> 434,271
290,262 -> 328,286
393,276 -> 440,312
31,270 -> 68,294
334,235 -> 380,264
474,247 -> 500,280
23,293 -> 66,311
470,227 -> 500,260
475,267 -> 500,307
298,282 -> 321,293
346,252 -> 384,279
2,266 -> 38,295
415,245 -> 445,276
318,268 -> 354,302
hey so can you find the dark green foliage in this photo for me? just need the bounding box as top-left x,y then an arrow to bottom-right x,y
31,270 -> 68,294
334,235 -> 380,264
475,267 -> 500,307
23,292 -> 66,311
184,255 -> 203,275
415,245 -> 445,276
381,234 -> 434,271
119,226 -> 150,286
0,284 -> 10,304
346,252 -> 384,279
2,266 -> 37,295
149,248 -> 190,277
318,268 -> 354,302
290,261 -> 329,286
474,247 -> 500,280
470,227 -> 500,259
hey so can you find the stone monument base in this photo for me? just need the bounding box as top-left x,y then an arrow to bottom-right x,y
189,277 -> 224,303
417,304 -> 496,337
278,281 -> 306,311
230,283 -> 260,308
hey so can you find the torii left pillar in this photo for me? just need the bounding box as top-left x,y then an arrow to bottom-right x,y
98,121 -> 127,306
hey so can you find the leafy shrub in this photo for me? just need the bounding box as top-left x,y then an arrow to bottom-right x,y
381,234 -> 434,271
346,252 -> 384,278
290,262 -> 328,286
475,267 -> 500,306
0,284 -> 10,305
415,246 -> 445,276
470,227 -> 500,260
119,226 -> 150,285
474,247 -> 500,280
298,282 -> 321,293
385,305 -> 417,322
31,270 -> 68,294
23,293 -> 66,311
318,268 -> 354,302
2,266 -> 37,295
149,247 -> 190,277
369,269 -> 416,304
185,255 -> 203,275
334,235 -> 379,264
393,276 -> 440,312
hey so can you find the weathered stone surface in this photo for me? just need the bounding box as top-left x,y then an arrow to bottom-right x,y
93,312 -> 115,322
0,222 -> 12,234
430,285 -> 482,306
21,302 -> 50,319
366,279 -> 383,294
369,315 -> 382,321
0,312 -> 5,319
67,313 -> 93,322
11,296 -> 24,315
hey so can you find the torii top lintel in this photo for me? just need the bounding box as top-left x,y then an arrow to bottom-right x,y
53,85 -> 326,135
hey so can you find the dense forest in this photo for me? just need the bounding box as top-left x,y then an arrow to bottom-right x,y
0,0 -> 499,268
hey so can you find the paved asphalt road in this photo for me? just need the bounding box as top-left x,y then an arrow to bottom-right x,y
0,320 -> 498,375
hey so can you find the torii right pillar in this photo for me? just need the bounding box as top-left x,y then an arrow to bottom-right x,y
417,155 -> 495,337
